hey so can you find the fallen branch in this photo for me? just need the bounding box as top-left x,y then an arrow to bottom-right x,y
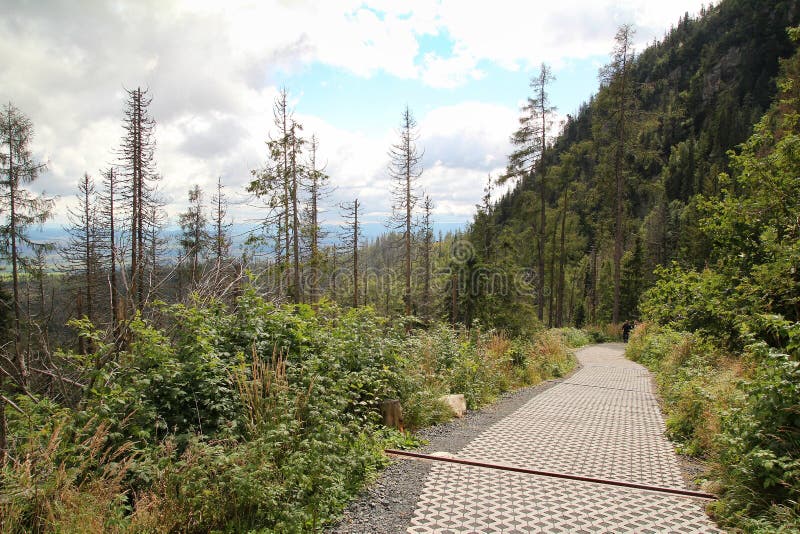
30,367 -> 87,389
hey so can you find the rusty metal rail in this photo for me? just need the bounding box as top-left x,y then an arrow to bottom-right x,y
385,449 -> 717,501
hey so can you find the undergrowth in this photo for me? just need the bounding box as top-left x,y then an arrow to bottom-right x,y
0,294 -> 576,533
627,323 -> 800,532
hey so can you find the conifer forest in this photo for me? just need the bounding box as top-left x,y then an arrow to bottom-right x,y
2,0 -> 800,531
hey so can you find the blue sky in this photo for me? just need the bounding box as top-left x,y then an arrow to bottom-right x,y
282,54 -> 604,138
2,0 -> 710,231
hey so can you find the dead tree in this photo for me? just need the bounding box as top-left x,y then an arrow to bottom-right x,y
118,87 -> 158,313
303,135 -> 332,304
388,107 -> 423,316
340,199 -> 361,308
60,173 -> 102,353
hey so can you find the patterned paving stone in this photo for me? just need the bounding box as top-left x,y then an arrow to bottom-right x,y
407,344 -> 721,533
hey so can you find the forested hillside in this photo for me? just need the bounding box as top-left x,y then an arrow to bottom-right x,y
467,0 -> 800,331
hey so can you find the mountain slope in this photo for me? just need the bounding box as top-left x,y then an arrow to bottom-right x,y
468,0 -> 800,330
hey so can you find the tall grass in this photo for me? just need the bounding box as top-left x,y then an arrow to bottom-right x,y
1,418 -> 135,533
626,324 -> 800,530
233,345 -> 315,437
399,327 -> 575,426
626,323 -> 748,456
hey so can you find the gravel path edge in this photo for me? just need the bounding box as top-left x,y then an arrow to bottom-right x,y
327,350 -> 584,534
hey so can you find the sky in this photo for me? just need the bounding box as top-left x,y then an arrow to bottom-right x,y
1,0 -> 710,233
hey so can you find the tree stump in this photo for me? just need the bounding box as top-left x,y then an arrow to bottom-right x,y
380,399 -> 404,431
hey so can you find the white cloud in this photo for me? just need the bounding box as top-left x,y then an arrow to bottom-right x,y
0,0 -> 707,234
420,101 -> 517,173
420,50 -> 485,89
418,0 -> 708,87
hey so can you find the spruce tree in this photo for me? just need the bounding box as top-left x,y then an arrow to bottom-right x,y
0,103 -> 53,388
248,89 -> 306,302
178,185 -> 210,289
599,25 -> 636,324
505,64 -> 556,321
211,176 -> 232,264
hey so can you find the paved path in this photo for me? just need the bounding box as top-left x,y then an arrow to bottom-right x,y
407,344 -> 721,533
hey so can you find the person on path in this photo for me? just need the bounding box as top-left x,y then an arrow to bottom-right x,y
622,320 -> 634,342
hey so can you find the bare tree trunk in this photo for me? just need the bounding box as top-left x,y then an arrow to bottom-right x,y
135,89 -> 144,310
363,260 -> 368,307
353,199 -> 359,308
37,255 -> 50,352
405,157 -> 412,316
0,391 -> 6,465
556,187 -> 569,327
291,126 -> 301,304
422,196 -> 433,321
332,245 -> 337,301
83,176 -> 93,325
109,169 -> 120,348
384,269 -> 391,315
537,114 -> 547,323
549,208 -> 557,327
613,109 -> 626,325
130,113 -> 138,313
76,291 -> 86,354
309,139 -> 320,304
590,245 -> 598,325
568,266 -> 578,325
281,100 -> 291,298
451,271 -> 458,325
275,219 -> 283,287
9,148 -> 26,386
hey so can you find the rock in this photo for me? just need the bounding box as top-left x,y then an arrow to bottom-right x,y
439,394 -> 467,418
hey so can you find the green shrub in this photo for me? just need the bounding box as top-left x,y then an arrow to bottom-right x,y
628,323 -> 800,530
0,412 -> 134,534
551,327 -> 592,348
1,290 -> 578,532
584,323 -> 623,343
528,331 -> 575,379
129,430 -> 385,532
391,325 -> 456,429
448,331 -> 513,408
712,343 -> 800,530
395,326 -> 575,426
639,265 -> 746,348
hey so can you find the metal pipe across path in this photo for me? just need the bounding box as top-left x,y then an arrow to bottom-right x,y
384,449 -> 717,501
